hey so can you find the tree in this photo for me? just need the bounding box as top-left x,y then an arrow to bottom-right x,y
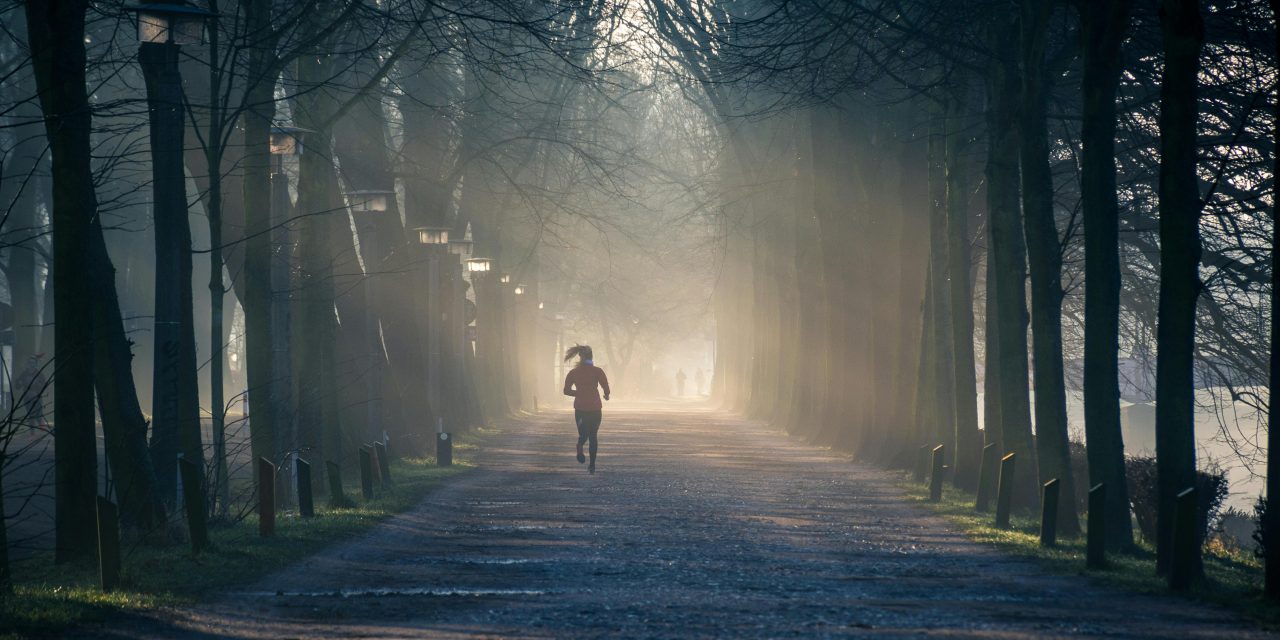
1020,0 -> 1080,536
1154,0 -> 1205,581
23,0 -> 98,563
1077,0 -> 1137,552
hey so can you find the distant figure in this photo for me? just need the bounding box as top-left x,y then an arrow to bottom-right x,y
675,369 -> 687,396
563,345 -> 610,474
695,368 -> 705,396
14,354 -> 49,430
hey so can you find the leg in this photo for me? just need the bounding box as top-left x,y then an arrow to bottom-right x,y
575,412 -> 587,463
585,411 -> 602,471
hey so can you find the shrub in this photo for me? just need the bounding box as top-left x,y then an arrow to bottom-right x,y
1068,440 -> 1089,511
1125,455 -> 1228,547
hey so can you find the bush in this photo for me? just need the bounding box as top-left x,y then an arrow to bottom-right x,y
1255,496 -> 1274,561
1125,455 -> 1228,547
1068,440 -> 1089,512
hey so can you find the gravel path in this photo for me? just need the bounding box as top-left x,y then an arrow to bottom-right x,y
90,403 -> 1274,638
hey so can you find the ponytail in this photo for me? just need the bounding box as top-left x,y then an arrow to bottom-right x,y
564,344 -> 593,363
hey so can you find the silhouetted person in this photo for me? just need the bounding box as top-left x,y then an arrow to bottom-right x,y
563,344 -> 610,473
695,368 -> 705,396
675,368 -> 687,396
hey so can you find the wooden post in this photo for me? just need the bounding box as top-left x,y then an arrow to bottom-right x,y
296,458 -> 314,518
995,452 -> 1016,529
178,455 -> 208,552
325,460 -> 352,508
373,441 -> 392,486
929,445 -> 946,502
975,443 -> 998,512
258,457 -> 275,537
359,446 -> 375,499
96,497 -> 120,592
1170,486 -> 1198,591
1040,478 -> 1060,547
1087,483 -> 1107,569
914,444 -> 929,483
367,443 -> 384,487
437,432 -> 453,466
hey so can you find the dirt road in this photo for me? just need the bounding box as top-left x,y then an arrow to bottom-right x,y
89,403 -> 1273,638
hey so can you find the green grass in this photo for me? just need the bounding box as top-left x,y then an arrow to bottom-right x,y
0,431 -> 488,639
899,475 -> 1279,627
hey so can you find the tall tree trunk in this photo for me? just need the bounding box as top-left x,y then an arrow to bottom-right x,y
928,109 -> 957,462
240,0 -> 280,485
293,22 -> 346,476
986,5 -> 1040,508
89,216 -> 166,533
894,129 -> 931,466
141,41 -> 203,504
1265,0 -> 1280,599
1154,0 -> 1204,579
1020,0 -> 1080,536
1079,0 -> 1136,550
945,89 -> 982,489
203,3 -> 231,517
24,0 -> 99,563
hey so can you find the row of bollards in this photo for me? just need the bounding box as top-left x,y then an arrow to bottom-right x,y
920,440 -> 1204,589
93,434 -> 457,591
919,444 -> 1108,570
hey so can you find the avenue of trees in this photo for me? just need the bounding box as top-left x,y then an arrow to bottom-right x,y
697,0 -> 1280,592
3,0 -> 1280,604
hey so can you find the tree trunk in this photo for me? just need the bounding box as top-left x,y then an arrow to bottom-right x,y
140,42 -> 204,504
945,89 -> 982,489
985,6 -> 1039,508
1078,0 -> 1136,550
1020,0 -> 1080,536
1154,0 -> 1204,579
1265,0 -> 1280,599
24,0 -> 99,563
928,110 -> 957,462
89,216 -> 167,533
240,0 -> 280,486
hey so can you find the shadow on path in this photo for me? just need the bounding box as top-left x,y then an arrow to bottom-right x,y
86,405 -> 1274,638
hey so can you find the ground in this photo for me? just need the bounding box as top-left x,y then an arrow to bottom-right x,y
85,402 -> 1274,638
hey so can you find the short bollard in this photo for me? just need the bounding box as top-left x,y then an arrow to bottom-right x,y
994,452 -> 1016,529
178,455 -> 209,552
1170,486 -> 1198,591
914,445 -> 929,483
296,458 -> 314,518
1040,478 -> 1060,547
975,443 -> 999,512
1087,483 -> 1107,569
369,443 -> 386,487
96,496 -> 120,592
326,460 -> 354,508
929,445 -> 946,502
373,441 -> 392,486
258,457 -> 276,537
359,447 -> 375,499
437,432 -> 453,466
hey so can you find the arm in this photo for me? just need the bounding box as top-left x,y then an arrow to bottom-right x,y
563,373 -> 576,397
600,369 -> 611,401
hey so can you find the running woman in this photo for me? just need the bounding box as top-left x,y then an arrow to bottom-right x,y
562,345 -> 610,473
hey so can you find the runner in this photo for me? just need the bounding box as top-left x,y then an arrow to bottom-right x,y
562,345 -> 610,474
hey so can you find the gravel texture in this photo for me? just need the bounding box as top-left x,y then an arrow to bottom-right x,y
86,403 -> 1275,639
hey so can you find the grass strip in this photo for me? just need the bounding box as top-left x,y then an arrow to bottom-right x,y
898,474 -> 1277,627
0,431 -> 487,639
